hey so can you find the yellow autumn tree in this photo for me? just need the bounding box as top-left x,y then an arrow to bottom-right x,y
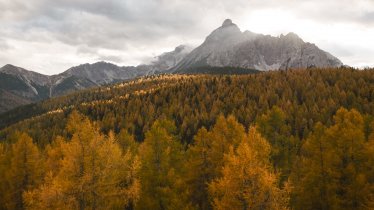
327,108 -> 373,209
186,115 -> 247,210
291,108 -> 373,210
364,121 -> 374,208
186,127 -> 212,210
257,106 -> 296,182
290,122 -> 338,209
137,119 -> 194,210
23,111 -> 140,210
43,136 -> 65,176
209,126 -> 289,210
209,115 -> 246,176
2,133 -> 43,210
0,142 -> 8,209
116,128 -> 139,154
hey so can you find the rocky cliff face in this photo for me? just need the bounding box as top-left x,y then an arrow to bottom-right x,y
174,19 -> 342,72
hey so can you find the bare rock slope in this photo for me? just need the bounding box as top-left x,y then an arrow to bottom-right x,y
174,19 -> 342,72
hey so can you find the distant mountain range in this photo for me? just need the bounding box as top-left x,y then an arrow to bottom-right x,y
174,19 -> 342,72
0,45 -> 192,113
0,19 -> 343,113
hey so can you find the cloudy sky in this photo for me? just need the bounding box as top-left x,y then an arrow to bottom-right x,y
1,0 -> 373,75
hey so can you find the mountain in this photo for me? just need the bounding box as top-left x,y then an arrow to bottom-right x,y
174,19 -> 342,72
0,65 -> 51,113
0,64 -> 50,86
0,45 -> 192,113
137,45 -> 193,75
0,19 -> 345,113
58,62 -> 139,85
0,44 -> 194,113
0,63 -> 140,113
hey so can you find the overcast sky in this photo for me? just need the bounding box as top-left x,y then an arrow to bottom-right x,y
1,0 -> 373,75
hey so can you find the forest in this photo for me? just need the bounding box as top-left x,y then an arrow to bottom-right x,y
0,68 -> 374,210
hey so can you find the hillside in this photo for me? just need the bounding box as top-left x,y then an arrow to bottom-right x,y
0,68 -> 373,210
1,67 -> 373,143
0,66 -> 259,128
0,44 -> 193,113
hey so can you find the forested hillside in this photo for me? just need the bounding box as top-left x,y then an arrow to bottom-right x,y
0,68 -> 373,209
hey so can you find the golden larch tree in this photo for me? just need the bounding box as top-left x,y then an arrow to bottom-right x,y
209,127 -> 289,210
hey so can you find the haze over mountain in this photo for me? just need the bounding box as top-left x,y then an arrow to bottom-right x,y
0,19 -> 343,113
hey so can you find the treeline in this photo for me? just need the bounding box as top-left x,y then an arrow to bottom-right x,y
0,108 -> 373,209
1,68 -> 373,148
175,66 -> 260,74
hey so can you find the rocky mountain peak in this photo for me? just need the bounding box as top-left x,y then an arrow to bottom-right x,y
222,19 -> 234,27
0,64 -> 50,86
1,64 -> 16,70
174,19 -> 343,72
1,64 -> 23,73
281,32 -> 304,44
174,45 -> 188,53
205,19 -> 242,44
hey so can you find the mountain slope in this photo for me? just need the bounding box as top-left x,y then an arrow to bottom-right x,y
0,63 -> 134,113
0,65 -> 50,98
0,68 -> 372,142
137,45 -> 193,75
0,19 -> 345,113
0,64 -> 50,86
0,89 -> 32,113
0,69 -> 373,210
0,43 -> 196,114
58,62 -> 139,85
174,19 -> 342,72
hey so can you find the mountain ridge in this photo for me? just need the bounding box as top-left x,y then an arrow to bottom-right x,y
0,44 -> 194,113
0,18 -> 344,113
174,19 -> 342,72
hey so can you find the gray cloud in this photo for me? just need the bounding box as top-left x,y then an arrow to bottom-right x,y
1,0 -> 374,73
293,0 -> 374,25
97,55 -> 124,63
361,11 -> 374,24
0,39 -> 10,50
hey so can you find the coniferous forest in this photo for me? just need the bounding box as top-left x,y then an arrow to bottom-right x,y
0,68 -> 374,210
